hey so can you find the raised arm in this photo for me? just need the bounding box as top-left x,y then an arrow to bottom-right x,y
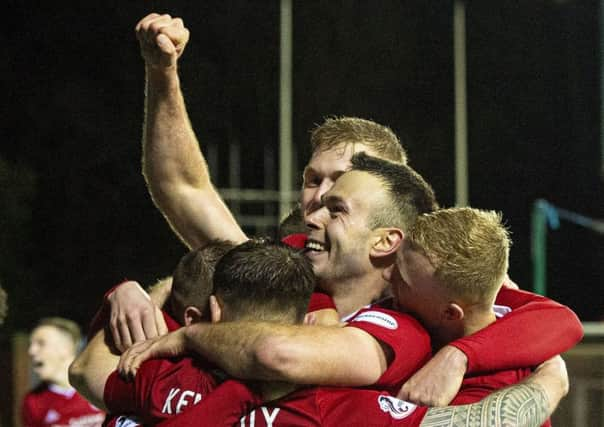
136,13 -> 246,248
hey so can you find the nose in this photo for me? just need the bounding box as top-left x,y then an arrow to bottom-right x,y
305,205 -> 330,231
306,180 -> 333,215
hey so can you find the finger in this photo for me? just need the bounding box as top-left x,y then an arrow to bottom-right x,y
118,317 -> 134,350
396,384 -> 410,400
117,349 -> 131,377
140,308 -> 160,339
110,314 -> 124,353
128,313 -> 149,344
155,307 -> 169,336
140,14 -> 172,44
135,13 -> 161,32
159,20 -> 189,46
156,33 -> 176,55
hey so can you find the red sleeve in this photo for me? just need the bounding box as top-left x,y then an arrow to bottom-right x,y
103,358 -> 164,416
346,308 -> 431,393
307,291 -> 337,312
449,287 -> 584,373
318,388 -> 428,426
103,370 -> 139,415
156,380 -> 261,427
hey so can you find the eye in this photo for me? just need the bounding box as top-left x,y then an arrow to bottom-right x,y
303,175 -> 321,188
328,205 -> 344,218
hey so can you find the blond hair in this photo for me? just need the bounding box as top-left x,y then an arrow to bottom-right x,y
408,207 -> 510,305
310,116 -> 407,164
35,317 -> 82,351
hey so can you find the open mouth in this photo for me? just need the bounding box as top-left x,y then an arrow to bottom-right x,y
305,239 -> 328,253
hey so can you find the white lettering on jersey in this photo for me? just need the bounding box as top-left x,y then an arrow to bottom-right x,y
162,388 -> 203,415
378,395 -> 417,420
239,407 -> 281,426
350,310 -> 398,330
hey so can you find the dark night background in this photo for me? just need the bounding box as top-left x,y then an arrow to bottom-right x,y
1,1 -> 602,335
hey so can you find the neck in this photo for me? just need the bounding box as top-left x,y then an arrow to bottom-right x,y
432,306 -> 497,351
50,366 -> 72,388
328,273 -> 387,318
462,308 -> 497,337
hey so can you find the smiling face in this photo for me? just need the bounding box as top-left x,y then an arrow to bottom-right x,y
301,143 -> 380,224
28,325 -> 76,384
304,170 -> 389,292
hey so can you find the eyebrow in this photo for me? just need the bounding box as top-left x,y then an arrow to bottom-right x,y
321,193 -> 347,209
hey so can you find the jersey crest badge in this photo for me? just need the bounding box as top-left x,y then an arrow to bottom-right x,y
377,395 -> 417,420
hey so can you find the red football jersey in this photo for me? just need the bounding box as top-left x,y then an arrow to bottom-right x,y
345,306 -> 432,393
103,356 -> 218,425
22,383 -> 105,427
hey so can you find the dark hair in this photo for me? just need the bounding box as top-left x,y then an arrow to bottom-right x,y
278,204 -> 305,239
213,238 -> 316,323
350,152 -> 439,231
168,240 -> 236,322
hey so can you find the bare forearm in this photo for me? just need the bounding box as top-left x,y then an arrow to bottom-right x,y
143,67 -> 209,190
183,322 -> 280,380
183,322 -> 385,385
421,383 -> 549,427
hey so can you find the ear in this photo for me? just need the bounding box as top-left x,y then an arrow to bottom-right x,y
444,303 -> 464,321
209,295 -> 222,323
370,228 -> 404,259
183,306 -> 203,326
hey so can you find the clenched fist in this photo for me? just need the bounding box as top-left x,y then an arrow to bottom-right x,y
135,13 -> 190,69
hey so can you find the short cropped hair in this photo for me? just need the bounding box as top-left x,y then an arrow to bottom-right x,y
168,240 -> 236,322
409,207 -> 511,305
278,204 -> 305,239
310,116 -> 407,164
350,152 -> 438,232
34,317 -> 82,351
213,238 -> 316,323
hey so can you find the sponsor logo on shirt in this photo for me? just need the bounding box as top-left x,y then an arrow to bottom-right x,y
377,395 -> 417,419
115,415 -> 143,427
349,311 -> 398,330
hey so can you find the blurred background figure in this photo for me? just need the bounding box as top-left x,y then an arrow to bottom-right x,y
22,317 -> 104,427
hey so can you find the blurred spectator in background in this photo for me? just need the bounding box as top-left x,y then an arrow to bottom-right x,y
22,317 -> 104,427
